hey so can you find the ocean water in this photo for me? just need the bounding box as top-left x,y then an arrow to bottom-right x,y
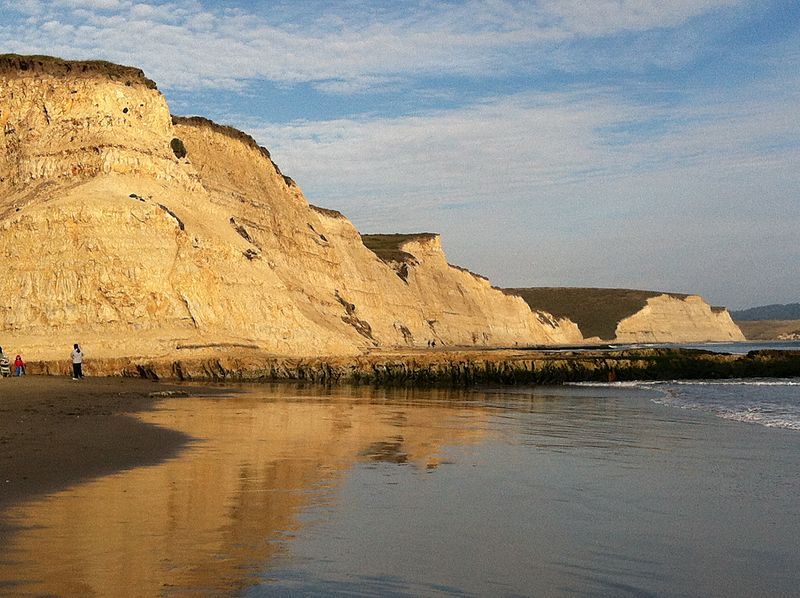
1,382 -> 799,596
609,340 -> 800,354
575,378 -> 800,431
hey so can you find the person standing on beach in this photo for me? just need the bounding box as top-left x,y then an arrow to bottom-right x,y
71,344 -> 84,380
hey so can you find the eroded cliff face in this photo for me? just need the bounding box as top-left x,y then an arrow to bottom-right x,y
172,117 -> 582,350
0,56 -> 191,202
359,234 -> 581,345
0,56 -> 579,360
614,295 -> 745,343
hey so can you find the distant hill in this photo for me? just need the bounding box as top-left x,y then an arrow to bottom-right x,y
731,303 -> 800,321
736,320 -> 800,340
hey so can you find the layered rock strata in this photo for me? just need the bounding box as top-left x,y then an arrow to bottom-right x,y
0,55 -> 580,360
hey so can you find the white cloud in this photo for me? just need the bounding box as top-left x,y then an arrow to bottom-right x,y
253,82 -> 799,213
56,0 -> 126,9
0,0 -> 748,91
539,0 -> 742,35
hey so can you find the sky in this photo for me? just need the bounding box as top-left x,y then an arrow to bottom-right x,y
2,0 -> 798,309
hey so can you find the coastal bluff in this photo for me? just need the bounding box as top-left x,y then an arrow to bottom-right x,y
0,55 -> 581,361
507,287 -> 745,343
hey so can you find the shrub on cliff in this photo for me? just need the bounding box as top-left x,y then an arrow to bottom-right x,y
170,137 -> 187,159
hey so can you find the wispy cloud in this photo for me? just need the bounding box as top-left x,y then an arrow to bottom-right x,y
539,0 -> 742,35
0,0 -> 745,91
251,80 -> 799,215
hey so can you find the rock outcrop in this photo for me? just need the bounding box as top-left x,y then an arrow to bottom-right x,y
507,288 -> 745,343
0,55 -> 580,361
613,294 -> 745,343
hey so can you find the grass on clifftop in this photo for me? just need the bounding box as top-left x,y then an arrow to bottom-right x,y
361,233 -> 438,263
172,115 -> 295,186
309,205 -> 346,219
505,287 -> 690,340
0,54 -> 157,89
172,116 -> 273,160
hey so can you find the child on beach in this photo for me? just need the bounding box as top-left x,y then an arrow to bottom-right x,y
14,354 -> 25,376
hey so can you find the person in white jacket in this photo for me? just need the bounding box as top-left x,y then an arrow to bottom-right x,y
71,343 -> 84,380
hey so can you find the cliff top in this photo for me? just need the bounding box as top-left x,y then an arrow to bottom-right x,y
172,115 -> 296,186
736,319 -> 800,340
309,205 -> 346,219
0,54 -> 157,89
448,263 -> 490,282
361,233 -> 439,263
172,115 -> 272,160
505,287 -> 695,340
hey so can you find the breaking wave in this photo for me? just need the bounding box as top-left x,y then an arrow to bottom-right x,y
571,379 -> 800,430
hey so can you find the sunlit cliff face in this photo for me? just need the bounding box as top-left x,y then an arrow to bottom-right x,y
0,57 -> 581,362
0,386 -> 490,595
614,295 -> 744,342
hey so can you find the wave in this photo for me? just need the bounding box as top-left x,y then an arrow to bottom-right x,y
654,379 -> 800,387
569,381 -> 648,388
714,411 -> 800,431
570,379 -> 800,431
570,379 -> 800,388
650,393 -> 800,431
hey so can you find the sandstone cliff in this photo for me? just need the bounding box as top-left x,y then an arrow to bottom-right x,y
507,287 -> 745,343
0,55 -> 580,361
613,294 -> 745,343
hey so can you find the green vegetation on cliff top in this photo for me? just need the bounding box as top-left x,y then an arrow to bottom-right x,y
361,233 -> 438,264
0,53 -> 157,89
736,320 -> 800,340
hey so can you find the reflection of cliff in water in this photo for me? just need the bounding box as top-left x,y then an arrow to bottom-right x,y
0,385 -> 488,596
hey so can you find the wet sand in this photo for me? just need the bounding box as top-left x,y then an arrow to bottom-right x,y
0,377 -> 214,542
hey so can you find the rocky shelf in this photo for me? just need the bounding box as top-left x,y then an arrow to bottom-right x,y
22,348 -> 800,385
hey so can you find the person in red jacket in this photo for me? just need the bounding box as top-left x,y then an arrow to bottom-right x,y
14,354 -> 25,376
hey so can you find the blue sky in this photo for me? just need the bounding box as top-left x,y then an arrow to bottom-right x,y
2,0 -> 798,308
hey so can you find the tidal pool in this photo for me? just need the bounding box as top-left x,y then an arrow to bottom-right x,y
1,384 -> 798,596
